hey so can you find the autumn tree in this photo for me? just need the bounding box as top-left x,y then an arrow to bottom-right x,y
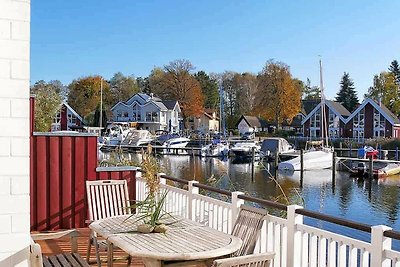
31,80 -> 62,132
366,72 -> 400,116
256,60 -> 301,129
302,78 -> 320,100
110,72 -> 139,103
335,72 -> 359,112
148,67 -> 166,96
67,76 -> 112,120
161,60 -> 204,126
194,71 -> 219,109
233,72 -> 259,116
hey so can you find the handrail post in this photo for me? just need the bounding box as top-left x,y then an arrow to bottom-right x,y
286,205 -> 303,267
371,225 -> 392,267
188,181 -> 199,220
231,192 -> 244,228
157,173 -> 167,185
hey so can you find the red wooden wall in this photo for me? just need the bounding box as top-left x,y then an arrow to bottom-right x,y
30,134 -> 137,231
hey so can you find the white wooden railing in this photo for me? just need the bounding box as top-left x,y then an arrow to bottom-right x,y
135,171 -> 400,267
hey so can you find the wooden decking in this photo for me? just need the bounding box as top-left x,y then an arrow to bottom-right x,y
36,228 -> 145,267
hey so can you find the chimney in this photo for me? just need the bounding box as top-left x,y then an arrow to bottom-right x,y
379,96 -> 382,107
150,93 -> 154,99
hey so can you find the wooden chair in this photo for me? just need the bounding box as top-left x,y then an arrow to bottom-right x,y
30,229 -> 89,267
231,204 -> 267,257
86,179 -> 132,267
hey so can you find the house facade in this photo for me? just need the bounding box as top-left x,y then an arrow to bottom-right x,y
52,102 -> 84,131
302,100 -> 351,138
188,109 -> 219,134
111,93 -> 182,133
236,115 -> 268,135
344,98 -> 400,140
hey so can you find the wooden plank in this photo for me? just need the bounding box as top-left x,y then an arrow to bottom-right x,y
48,255 -> 62,267
74,136 -> 86,228
49,136 -> 61,230
36,136 -> 49,231
61,137 -> 73,229
56,254 -> 71,267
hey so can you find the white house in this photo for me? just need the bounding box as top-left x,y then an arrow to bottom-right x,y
236,115 -> 268,135
188,109 -> 219,134
111,93 -> 182,133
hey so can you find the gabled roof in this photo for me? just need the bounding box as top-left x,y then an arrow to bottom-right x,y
162,100 -> 178,110
62,102 -> 83,122
346,98 -> 400,125
237,115 -> 268,128
302,99 -> 320,115
151,101 -> 168,111
301,100 -> 350,124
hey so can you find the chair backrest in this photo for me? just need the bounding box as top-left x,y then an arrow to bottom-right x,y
231,204 -> 267,257
86,180 -> 131,221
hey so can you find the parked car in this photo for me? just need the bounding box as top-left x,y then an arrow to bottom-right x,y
240,132 -> 255,140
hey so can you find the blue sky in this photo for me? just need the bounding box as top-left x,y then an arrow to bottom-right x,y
31,1 -> 400,99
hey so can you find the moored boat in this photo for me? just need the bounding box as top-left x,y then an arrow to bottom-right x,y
201,141 -> 229,157
374,163 -> 400,178
231,142 -> 261,158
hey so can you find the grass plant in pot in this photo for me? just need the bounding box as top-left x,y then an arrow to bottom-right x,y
132,145 -> 171,234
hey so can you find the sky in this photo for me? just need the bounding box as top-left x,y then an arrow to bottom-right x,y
31,0 -> 400,100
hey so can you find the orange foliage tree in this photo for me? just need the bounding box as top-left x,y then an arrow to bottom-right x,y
67,76 -> 112,119
160,60 -> 204,126
256,60 -> 301,129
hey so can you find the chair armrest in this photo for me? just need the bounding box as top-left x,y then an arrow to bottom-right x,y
30,238 -> 43,267
31,229 -> 80,253
31,229 -> 79,241
213,252 -> 275,267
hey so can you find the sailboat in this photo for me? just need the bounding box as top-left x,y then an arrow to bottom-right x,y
278,59 -> 333,171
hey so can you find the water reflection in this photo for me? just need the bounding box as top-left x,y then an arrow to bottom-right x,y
99,151 -> 400,240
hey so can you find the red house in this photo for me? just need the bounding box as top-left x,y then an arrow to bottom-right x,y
302,100 -> 351,138
52,102 -> 84,131
344,98 -> 400,140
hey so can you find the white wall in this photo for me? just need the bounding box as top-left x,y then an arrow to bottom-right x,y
0,0 -> 31,266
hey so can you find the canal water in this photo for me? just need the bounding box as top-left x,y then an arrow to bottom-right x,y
100,151 -> 400,249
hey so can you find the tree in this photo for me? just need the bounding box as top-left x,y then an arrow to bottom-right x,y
219,71 -> 238,129
389,60 -> 400,85
161,60 -> 204,125
302,78 -> 320,100
137,76 -> 150,94
194,71 -> 219,110
148,67 -> 166,96
366,72 -> 400,116
67,76 -> 112,119
255,60 -> 301,129
233,72 -> 259,116
110,72 -> 139,103
31,80 -> 62,131
335,72 -> 359,112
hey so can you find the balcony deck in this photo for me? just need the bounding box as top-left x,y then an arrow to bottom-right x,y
36,228 -> 145,267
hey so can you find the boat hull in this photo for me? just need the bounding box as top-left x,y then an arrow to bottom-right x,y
278,150 -> 332,171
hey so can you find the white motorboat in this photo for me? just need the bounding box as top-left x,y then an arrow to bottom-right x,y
231,142 -> 261,158
121,129 -> 154,147
201,141 -> 229,157
278,147 -> 333,171
278,59 -> 333,171
98,122 -> 130,146
152,134 -> 190,148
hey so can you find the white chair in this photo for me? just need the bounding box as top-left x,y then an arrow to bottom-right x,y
86,179 -> 132,266
30,229 -> 89,267
212,252 -> 275,267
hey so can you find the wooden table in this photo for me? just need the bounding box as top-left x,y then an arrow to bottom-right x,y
89,215 -> 242,267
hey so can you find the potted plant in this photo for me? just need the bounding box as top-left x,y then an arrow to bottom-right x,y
129,145 -> 171,233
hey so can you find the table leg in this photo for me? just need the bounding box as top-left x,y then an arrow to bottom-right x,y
142,258 -> 162,267
107,240 -> 114,267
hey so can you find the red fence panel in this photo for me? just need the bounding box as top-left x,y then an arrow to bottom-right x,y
30,132 -> 137,231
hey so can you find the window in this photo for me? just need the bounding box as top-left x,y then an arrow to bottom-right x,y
123,112 -> 128,117
373,108 -> 385,137
117,111 -> 122,117
54,111 -> 61,123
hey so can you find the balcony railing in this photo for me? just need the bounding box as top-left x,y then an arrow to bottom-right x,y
136,171 -> 400,267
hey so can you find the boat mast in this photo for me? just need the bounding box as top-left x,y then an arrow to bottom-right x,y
100,78 -> 103,131
219,83 -> 226,137
319,58 -> 329,146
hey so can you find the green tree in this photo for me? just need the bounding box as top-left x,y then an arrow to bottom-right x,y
67,76 -> 112,118
389,60 -> 400,85
366,72 -> 400,115
302,78 -> 320,100
31,80 -> 62,132
137,76 -> 150,94
148,67 -> 166,96
335,72 -> 359,112
194,71 -> 219,109
255,60 -> 301,129
110,72 -> 139,103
